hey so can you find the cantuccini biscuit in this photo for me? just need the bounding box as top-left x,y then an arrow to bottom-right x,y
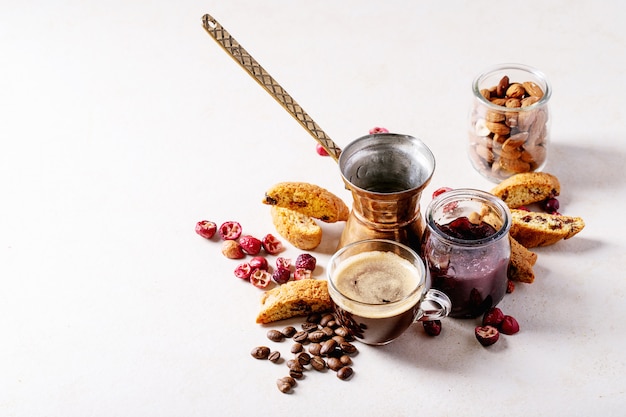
270,206 -> 322,250
256,279 -> 332,324
510,209 -> 585,248
491,172 -> 560,208
508,236 -> 537,283
263,182 -> 349,223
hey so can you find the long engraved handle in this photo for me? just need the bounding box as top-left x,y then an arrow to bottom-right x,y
202,13 -> 342,161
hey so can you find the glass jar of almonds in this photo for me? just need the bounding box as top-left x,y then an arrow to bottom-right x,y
468,63 -> 552,182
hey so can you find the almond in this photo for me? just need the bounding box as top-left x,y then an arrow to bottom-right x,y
485,121 -> 511,136
506,83 -> 526,99
523,81 -> 544,98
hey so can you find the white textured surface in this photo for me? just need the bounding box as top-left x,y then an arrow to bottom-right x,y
1,1 -> 625,416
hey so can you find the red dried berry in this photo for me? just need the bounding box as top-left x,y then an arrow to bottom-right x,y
295,253 -> 317,271
432,187 -> 453,199
475,325 -> 499,346
506,280 -> 515,293
276,257 -> 291,270
482,307 -> 505,327
250,269 -> 271,289
262,234 -> 284,255
423,320 -> 442,336
221,240 -> 245,259
239,235 -> 262,255
369,126 -> 389,134
315,143 -> 330,156
500,315 -> 520,335
234,263 -> 252,280
195,220 -> 217,239
219,221 -> 243,240
249,256 -> 269,271
543,197 -> 560,214
272,267 -> 291,285
293,268 -> 312,280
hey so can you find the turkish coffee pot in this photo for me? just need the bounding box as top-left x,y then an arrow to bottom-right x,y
203,15 -> 436,252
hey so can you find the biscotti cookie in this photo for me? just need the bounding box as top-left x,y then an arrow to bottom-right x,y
491,172 -> 560,208
510,209 -> 585,248
508,236 -> 537,283
256,279 -> 332,324
263,182 -> 349,223
270,206 -> 322,250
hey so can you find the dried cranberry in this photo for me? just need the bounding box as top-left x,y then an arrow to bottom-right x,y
432,187 -> 453,199
219,221 -> 242,240
249,256 -> 268,271
250,269 -> 271,289
315,143 -> 330,156
239,235 -> 262,255
369,126 -> 389,134
542,197 -> 560,214
423,320 -> 442,336
276,257 -> 292,270
234,263 -> 252,280
221,240 -> 245,259
195,220 -> 217,239
295,253 -> 317,271
506,280 -> 515,293
437,217 -> 497,240
293,268 -> 312,280
262,234 -> 284,255
500,315 -> 520,335
272,267 -> 291,285
482,307 -> 505,327
475,325 -> 499,346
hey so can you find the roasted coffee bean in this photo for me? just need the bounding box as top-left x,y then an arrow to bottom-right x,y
267,329 -> 284,342
339,354 -> 352,366
306,313 -> 322,323
308,343 -> 322,356
296,352 -> 311,366
293,331 -> 308,343
276,376 -> 296,393
268,351 -> 281,363
308,330 -> 326,343
332,335 -> 346,344
320,339 -> 337,356
321,326 -> 335,338
319,313 -> 334,327
327,357 -> 343,371
281,326 -> 297,338
291,342 -> 303,354
310,355 -> 326,371
289,368 -> 304,379
339,341 -> 358,354
337,366 -> 354,380
326,320 -> 338,328
251,346 -> 270,360
334,326 -> 350,338
301,322 -> 318,333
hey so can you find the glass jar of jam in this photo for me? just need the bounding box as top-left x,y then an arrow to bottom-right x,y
468,63 -> 552,182
421,189 -> 511,318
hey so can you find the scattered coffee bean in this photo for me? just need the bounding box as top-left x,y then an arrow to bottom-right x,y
281,326 -> 297,338
308,342 -> 322,356
296,352 -> 311,366
301,322 -> 318,333
306,313 -> 322,323
339,354 -> 352,366
320,339 -> 337,356
321,326 -> 335,338
267,329 -> 284,342
251,346 -> 270,360
337,366 -> 354,380
339,341 -> 358,354
327,357 -> 343,371
268,351 -> 281,363
291,342 -> 303,354
332,335 -> 345,344
310,355 -> 326,371
319,313 -> 335,327
334,326 -> 350,338
293,331 -> 308,343
276,376 -> 296,393
308,330 -> 326,343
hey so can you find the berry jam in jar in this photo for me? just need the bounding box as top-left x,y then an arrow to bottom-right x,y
421,189 -> 511,318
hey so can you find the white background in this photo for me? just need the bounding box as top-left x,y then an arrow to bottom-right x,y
1,1 -> 625,416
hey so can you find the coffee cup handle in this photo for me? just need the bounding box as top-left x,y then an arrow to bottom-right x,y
416,289 -> 451,322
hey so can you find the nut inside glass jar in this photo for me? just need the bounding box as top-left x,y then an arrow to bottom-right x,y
468,63 -> 552,182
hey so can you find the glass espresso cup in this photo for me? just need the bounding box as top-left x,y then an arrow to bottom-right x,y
327,239 -> 451,346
